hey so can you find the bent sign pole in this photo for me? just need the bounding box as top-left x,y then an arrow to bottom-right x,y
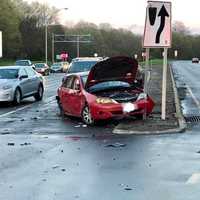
143,1 -> 172,120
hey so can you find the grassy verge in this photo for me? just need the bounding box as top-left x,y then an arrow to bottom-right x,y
0,59 -> 15,66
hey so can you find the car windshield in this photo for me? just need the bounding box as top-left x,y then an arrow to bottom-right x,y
81,75 -> 88,85
35,63 -> 45,68
16,60 -> 30,66
88,81 -> 131,92
68,61 -> 97,73
0,69 -> 19,79
52,63 -> 61,68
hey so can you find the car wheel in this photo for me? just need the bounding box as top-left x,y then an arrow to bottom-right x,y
57,99 -> 65,117
13,88 -> 21,105
81,105 -> 94,125
34,85 -> 44,101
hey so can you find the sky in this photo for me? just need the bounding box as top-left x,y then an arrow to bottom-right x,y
26,0 -> 200,33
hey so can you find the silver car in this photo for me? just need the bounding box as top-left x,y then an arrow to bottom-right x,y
0,66 -> 44,105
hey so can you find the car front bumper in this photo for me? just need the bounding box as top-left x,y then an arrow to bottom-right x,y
90,98 -> 154,120
0,89 -> 14,102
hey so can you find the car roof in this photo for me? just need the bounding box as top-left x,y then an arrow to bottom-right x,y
0,66 -> 23,70
72,57 -> 103,62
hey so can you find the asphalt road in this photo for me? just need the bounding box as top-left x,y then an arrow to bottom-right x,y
1,67 -> 200,200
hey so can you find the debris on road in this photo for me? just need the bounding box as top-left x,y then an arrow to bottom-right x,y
20,142 -> 31,146
1,131 -> 10,135
52,165 -> 60,169
105,142 -> 127,148
7,143 -> 15,146
124,187 -> 133,191
20,119 -> 25,121
196,150 -> 200,154
61,150 -> 64,153
61,169 -> 66,172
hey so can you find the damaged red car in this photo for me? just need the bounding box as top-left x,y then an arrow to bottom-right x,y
56,56 -> 154,125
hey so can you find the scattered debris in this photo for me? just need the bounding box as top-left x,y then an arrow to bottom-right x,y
52,165 -> 60,169
31,117 -> 38,120
197,150 -> 200,154
20,142 -> 31,146
39,150 -> 43,153
20,119 -> 25,121
124,187 -> 133,191
61,150 -> 64,153
1,131 -> 10,135
105,143 -> 126,148
7,143 -> 15,146
113,158 -> 116,161
36,110 -> 40,112
42,179 -> 47,182
61,169 -> 66,172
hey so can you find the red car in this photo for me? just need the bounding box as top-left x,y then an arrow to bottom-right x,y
56,56 -> 154,125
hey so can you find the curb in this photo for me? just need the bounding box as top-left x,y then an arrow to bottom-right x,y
113,64 -> 187,135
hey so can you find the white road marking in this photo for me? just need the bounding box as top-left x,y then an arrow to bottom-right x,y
0,96 -> 56,118
186,85 -> 200,110
186,173 -> 200,185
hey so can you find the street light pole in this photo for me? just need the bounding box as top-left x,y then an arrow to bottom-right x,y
45,7 -> 68,64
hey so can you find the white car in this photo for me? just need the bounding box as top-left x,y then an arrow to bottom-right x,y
0,66 -> 44,105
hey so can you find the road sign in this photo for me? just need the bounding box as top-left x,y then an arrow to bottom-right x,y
0,31 -> 2,58
143,1 -> 171,48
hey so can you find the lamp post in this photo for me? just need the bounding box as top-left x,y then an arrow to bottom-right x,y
44,7 -> 68,64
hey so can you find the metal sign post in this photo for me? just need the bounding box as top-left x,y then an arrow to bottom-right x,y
0,31 -> 2,58
161,48 -> 168,120
143,48 -> 150,120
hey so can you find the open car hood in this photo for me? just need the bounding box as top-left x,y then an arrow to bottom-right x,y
85,56 -> 138,89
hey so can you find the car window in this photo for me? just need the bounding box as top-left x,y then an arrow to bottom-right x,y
72,78 -> 80,90
62,76 -> 74,89
0,69 -> 19,79
68,61 -> 97,73
18,68 -> 28,77
25,67 -> 36,77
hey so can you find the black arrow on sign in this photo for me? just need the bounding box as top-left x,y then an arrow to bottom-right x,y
155,5 -> 169,44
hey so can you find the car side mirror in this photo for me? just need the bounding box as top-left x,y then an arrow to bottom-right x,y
19,75 -> 28,80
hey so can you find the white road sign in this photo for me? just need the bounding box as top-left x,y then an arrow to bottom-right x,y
0,31 -> 2,58
143,1 -> 171,48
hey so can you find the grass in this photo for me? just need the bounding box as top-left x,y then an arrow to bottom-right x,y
0,59 -> 15,66
139,59 -> 163,66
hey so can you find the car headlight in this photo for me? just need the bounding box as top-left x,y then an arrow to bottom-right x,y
137,93 -> 147,101
2,85 -> 12,90
96,97 -> 117,104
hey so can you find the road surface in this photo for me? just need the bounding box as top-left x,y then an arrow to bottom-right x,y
1,68 -> 200,200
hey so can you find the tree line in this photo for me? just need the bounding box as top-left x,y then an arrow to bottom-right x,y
0,0 -> 199,62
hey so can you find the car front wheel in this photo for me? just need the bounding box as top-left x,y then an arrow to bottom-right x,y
13,88 -> 21,105
34,85 -> 44,101
81,105 -> 94,125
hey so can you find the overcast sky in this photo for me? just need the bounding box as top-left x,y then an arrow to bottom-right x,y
26,0 -> 200,30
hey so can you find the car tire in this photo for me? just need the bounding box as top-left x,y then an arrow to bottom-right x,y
81,105 -> 94,125
34,84 -> 44,101
57,100 -> 65,117
13,88 -> 21,105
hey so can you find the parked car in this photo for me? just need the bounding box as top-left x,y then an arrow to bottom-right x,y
0,66 -> 44,105
15,59 -> 36,69
67,57 -> 103,75
56,56 -> 154,125
50,62 -> 63,73
34,63 -> 50,76
192,57 -> 199,63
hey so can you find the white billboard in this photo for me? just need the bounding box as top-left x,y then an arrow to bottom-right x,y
143,1 -> 172,48
0,31 -> 2,58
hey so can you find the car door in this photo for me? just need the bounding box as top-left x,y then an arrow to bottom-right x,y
18,68 -> 30,97
68,77 -> 84,116
60,76 -> 74,114
24,67 -> 39,94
